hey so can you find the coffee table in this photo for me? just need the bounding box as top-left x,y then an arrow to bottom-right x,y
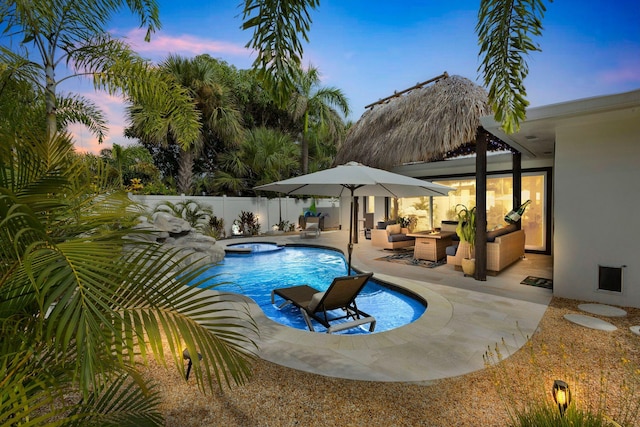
407,231 -> 455,261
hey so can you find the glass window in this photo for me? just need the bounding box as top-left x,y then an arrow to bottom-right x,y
396,172 -> 547,251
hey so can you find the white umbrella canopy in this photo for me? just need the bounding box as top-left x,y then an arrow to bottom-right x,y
255,161 -> 452,197
255,162 -> 453,274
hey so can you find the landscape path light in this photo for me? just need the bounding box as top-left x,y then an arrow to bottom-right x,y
552,379 -> 571,416
183,348 -> 202,381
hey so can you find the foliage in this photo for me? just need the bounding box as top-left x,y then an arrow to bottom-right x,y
99,143 -> 160,189
288,64 -> 350,173
0,131 -> 256,425
275,219 -> 293,232
396,215 -> 417,230
242,0 -> 321,107
1,0 -> 201,145
237,210 -> 261,235
455,204 -> 477,249
216,127 -> 299,196
476,0 -> 548,133
484,334 -> 640,427
137,180 -> 178,195
127,54 -> 243,195
204,215 -> 227,239
153,199 -> 213,230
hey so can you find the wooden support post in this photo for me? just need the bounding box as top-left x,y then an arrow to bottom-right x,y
475,130 -> 488,281
513,152 -> 522,230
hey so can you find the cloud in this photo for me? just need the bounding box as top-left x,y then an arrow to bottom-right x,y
68,91 -> 130,154
598,62 -> 640,85
122,28 -> 253,60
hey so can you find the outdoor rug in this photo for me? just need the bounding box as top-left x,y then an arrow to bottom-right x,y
520,276 -> 553,289
375,252 -> 447,269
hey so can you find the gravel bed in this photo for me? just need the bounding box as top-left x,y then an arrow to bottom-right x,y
143,297 -> 639,426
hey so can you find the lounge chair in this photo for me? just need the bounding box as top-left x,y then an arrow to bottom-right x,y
271,272 -> 376,333
300,217 -> 321,238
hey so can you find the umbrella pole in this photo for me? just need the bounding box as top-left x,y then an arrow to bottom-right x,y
347,189 -> 354,275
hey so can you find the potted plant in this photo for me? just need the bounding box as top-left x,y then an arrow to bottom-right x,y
455,204 -> 477,276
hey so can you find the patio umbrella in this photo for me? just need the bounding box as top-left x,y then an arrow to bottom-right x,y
255,162 -> 453,274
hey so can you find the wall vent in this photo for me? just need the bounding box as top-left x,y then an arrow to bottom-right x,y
598,265 -> 624,293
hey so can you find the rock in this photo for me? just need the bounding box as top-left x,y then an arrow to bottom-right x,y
126,216 -> 225,271
153,212 -> 192,235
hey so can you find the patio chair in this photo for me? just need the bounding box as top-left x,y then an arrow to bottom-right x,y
271,272 -> 376,333
300,217 -> 321,238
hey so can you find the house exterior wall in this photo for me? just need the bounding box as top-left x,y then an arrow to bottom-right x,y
553,108 -> 640,308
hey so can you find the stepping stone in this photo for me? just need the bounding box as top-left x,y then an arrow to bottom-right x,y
578,303 -> 627,317
564,314 -> 617,331
631,326 -> 640,336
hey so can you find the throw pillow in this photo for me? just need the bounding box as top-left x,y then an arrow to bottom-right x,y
386,224 -> 401,235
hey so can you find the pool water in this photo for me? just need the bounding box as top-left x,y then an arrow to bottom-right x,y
200,244 -> 426,334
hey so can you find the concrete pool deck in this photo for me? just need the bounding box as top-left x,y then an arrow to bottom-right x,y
218,229 -> 553,383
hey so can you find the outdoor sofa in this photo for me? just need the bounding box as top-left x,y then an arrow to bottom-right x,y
446,223 -> 525,274
371,221 -> 415,250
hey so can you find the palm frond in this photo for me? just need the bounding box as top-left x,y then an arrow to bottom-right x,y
476,0 -> 547,133
242,0 -> 321,106
67,373 -> 163,427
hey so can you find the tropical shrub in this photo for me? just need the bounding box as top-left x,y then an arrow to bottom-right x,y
238,210 -> 260,235
0,133 -> 256,425
204,215 -> 226,239
154,199 -> 213,230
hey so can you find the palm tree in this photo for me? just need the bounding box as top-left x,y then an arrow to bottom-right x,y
215,127 -> 299,195
100,143 -> 160,189
289,65 -> 350,173
128,55 -> 243,194
0,124 -> 256,424
1,0 -> 201,146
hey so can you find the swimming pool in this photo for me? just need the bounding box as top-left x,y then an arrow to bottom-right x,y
201,243 -> 426,334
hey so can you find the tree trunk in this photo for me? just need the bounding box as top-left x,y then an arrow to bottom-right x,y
177,148 -> 194,195
45,56 -> 57,143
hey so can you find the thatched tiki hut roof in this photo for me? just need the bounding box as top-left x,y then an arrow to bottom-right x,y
335,74 -> 493,169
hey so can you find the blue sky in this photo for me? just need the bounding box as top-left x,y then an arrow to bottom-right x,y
65,0 -> 640,153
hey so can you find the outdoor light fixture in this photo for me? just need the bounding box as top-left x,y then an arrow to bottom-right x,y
183,348 -> 202,381
552,379 -> 571,416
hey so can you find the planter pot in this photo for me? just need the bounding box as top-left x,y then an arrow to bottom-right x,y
461,258 -> 475,276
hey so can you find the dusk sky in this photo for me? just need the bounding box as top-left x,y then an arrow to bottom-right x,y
62,0 -> 640,153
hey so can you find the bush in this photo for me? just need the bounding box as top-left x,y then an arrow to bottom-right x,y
154,199 -> 212,230
204,216 -> 226,239
237,211 -> 260,235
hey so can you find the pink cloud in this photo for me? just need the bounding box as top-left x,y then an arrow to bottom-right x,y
68,91 -> 130,154
123,28 -> 253,59
598,63 -> 640,85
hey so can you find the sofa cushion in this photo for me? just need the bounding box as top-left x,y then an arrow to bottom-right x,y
386,223 -> 401,236
440,220 -> 458,232
377,220 -> 394,229
486,223 -> 518,242
388,234 -> 415,243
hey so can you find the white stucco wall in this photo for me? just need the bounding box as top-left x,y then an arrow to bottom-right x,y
553,108 -> 640,308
